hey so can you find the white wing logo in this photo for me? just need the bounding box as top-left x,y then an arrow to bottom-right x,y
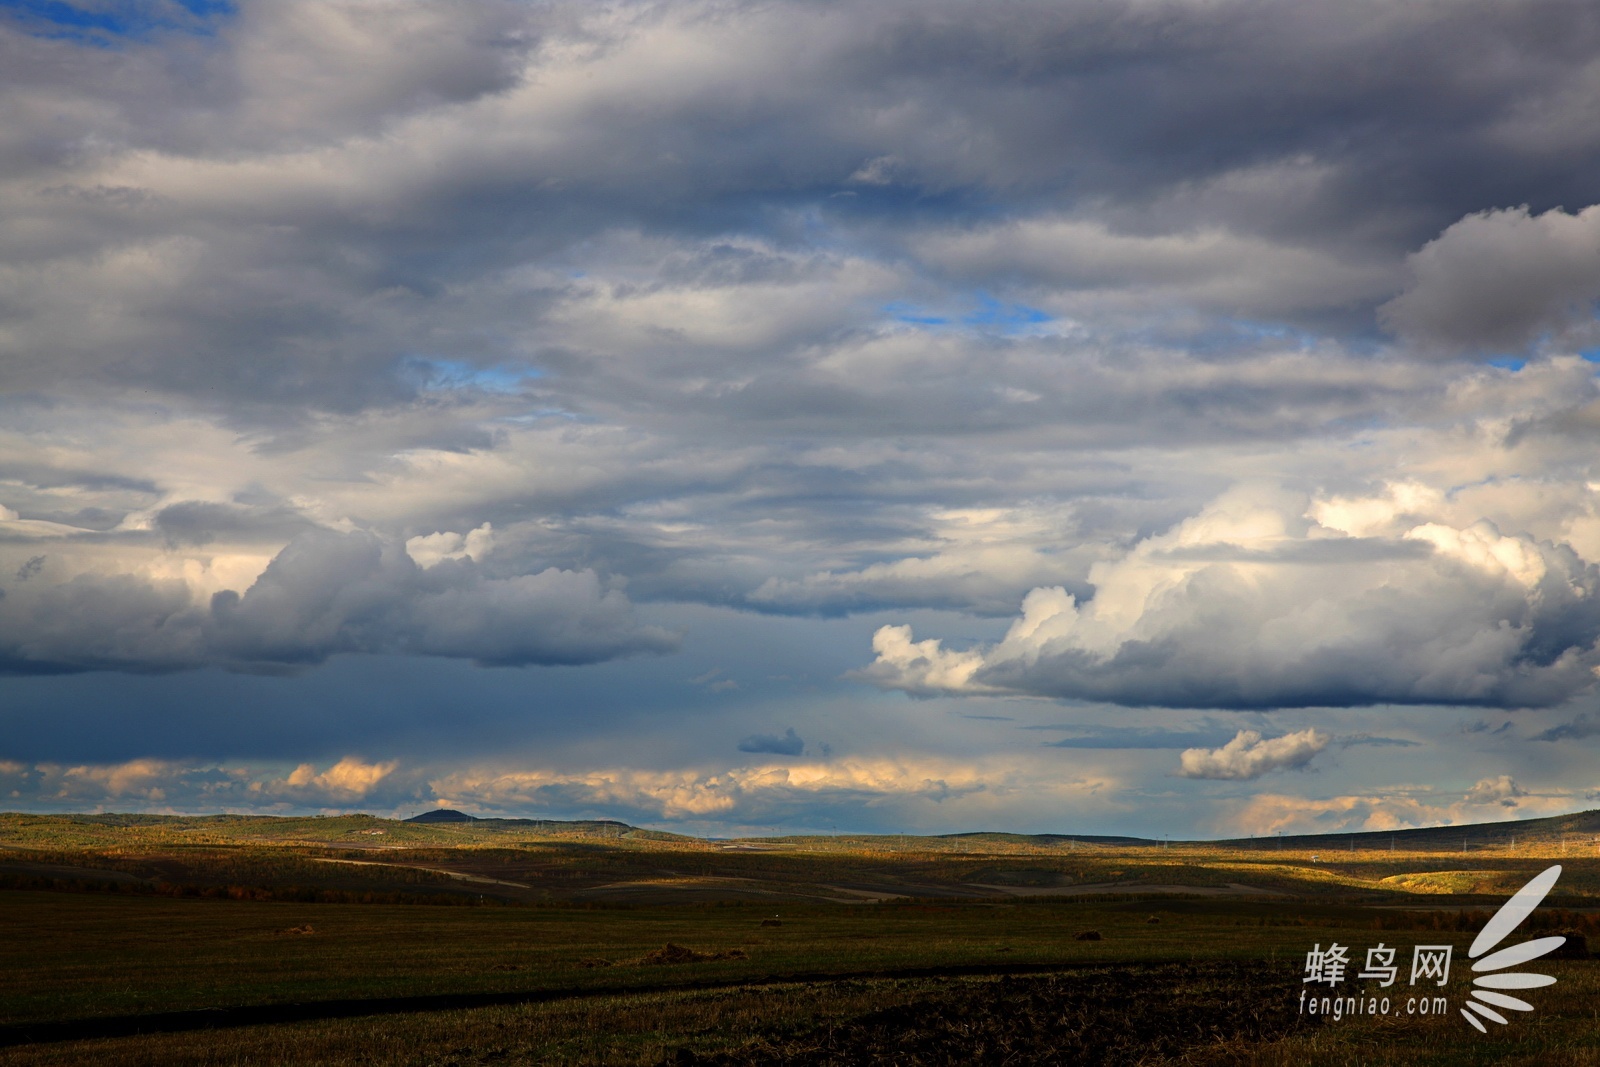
1459,864 -> 1565,1033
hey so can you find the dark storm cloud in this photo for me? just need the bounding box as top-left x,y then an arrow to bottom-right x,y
1380,206 -> 1600,356
0,529 -> 676,674
0,570 -> 202,674
1336,734 -> 1421,749
153,500 -> 316,548
9,0 -> 1600,419
1531,714 -> 1600,742
1036,724 -> 1238,750
737,728 -> 805,756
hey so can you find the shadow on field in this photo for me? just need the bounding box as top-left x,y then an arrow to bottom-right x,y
665,961 -> 1319,1066
0,960 -> 1214,1048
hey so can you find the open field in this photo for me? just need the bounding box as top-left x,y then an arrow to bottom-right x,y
4,811 -> 1600,1064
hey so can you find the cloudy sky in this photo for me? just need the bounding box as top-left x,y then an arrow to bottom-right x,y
6,0 -> 1600,837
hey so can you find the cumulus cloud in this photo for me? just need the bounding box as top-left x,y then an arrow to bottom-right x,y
52,759 -> 179,804
284,757 -> 398,798
0,528 -> 676,673
1465,774 -> 1528,806
1228,787 -> 1577,837
0,751 -> 1123,830
859,624 -> 992,697
1382,205 -> 1600,356
0,572 -> 206,674
1177,728 -> 1329,780
0,755 -> 416,813
424,756 -> 1114,825
210,529 -> 678,668
858,485 -> 1600,709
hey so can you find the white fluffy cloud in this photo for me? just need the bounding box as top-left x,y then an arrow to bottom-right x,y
1465,774 -> 1528,806
859,485 -> 1600,709
406,523 -> 495,568
285,757 -> 399,798
1177,728 -> 1329,780
0,752 -> 1121,830
425,755 -> 1118,827
0,755 -> 404,812
1228,779 -> 1574,837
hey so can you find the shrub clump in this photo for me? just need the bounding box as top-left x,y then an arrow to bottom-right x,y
641,943 -> 749,965
1550,930 -> 1590,959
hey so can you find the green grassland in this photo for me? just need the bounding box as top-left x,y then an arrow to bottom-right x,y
3,811 -> 1600,1064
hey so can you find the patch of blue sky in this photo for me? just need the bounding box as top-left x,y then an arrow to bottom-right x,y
499,409 -> 586,424
882,293 -> 1055,336
1578,347 -> 1600,364
1487,356 -> 1527,371
403,357 -> 541,395
1,0 -> 232,44
1224,318 -> 1324,348
883,302 -> 950,327
820,183 -> 1006,226
961,294 -> 1052,331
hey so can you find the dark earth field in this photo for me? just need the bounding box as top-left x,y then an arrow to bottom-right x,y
3,810 -> 1600,1065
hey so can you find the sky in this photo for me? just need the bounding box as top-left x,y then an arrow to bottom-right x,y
5,0 -> 1600,838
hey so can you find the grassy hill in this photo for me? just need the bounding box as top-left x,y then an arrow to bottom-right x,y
2,806 -> 1598,1066
1,805 -> 1597,907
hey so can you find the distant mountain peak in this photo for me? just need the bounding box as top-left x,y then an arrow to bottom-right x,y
405,808 -> 477,824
